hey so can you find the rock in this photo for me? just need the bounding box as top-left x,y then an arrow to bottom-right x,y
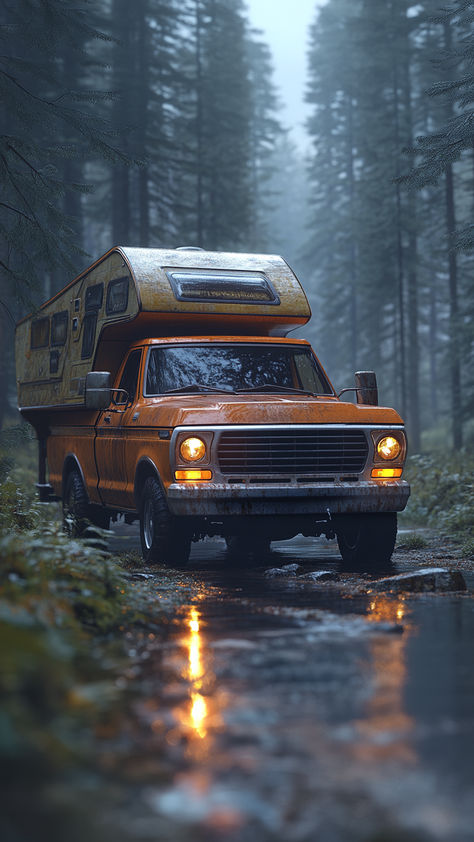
371,567 -> 467,594
264,563 -> 302,577
297,570 -> 339,582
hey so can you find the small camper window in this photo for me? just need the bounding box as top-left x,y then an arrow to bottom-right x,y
81,312 -> 97,359
106,277 -> 129,314
31,317 -> 49,349
50,350 -> 60,374
85,283 -> 104,311
166,270 -> 280,305
51,311 -> 68,346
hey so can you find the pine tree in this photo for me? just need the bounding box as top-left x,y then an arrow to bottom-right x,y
0,0 -> 129,428
399,0 -> 474,448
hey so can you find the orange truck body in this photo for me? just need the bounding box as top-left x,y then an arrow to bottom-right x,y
16,247 -> 409,566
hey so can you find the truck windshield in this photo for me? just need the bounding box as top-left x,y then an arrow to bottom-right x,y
145,345 -> 333,396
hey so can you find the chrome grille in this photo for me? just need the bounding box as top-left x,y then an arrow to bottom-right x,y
217,428 -> 368,476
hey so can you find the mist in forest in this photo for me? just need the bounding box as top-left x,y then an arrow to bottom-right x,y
1,0 -> 473,450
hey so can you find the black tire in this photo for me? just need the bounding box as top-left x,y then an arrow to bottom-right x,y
335,513 -> 397,572
63,469 -> 89,537
139,476 -> 191,567
225,536 -> 271,564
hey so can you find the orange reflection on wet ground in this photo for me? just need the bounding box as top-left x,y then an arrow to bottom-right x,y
353,594 -> 416,765
171,606 -> 226,758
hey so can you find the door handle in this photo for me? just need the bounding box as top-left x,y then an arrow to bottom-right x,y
104,415 -> 111,424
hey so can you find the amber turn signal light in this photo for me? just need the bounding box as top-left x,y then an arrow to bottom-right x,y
175,469 -> 212,481
371,468 -> 403,478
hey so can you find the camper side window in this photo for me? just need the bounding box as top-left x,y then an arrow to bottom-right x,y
81,313 -> 97,359
106,277 -> 129,314
51,311 -> 68,346
31,317 -> 49,349
85,283 -> 104,311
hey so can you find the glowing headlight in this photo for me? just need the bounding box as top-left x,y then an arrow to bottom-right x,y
180,436 -> 206,462
377,436 -> 401,461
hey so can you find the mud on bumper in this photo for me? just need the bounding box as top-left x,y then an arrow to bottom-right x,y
166,480 -> 410,518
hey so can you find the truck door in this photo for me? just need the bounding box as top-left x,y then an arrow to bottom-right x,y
95,349 -> 142,508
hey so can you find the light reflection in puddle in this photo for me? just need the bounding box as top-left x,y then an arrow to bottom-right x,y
170,605 -> 226,758
352,594 -> 417,764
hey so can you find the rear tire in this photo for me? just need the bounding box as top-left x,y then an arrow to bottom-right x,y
63,469 -> 110,541
139,476 -> 191,567
335,513 -> 397,572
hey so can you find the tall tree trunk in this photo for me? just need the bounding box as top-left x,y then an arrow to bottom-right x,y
112,0 -> 133,244
195,0 -> 204,247
403,44 -> 420,451
346,93 -> 357,373
390,4 -> 406,418
137,7 -> 150,246
429,280 -> 439,421
444,22 -> 463,449
0,305 -> 9,431
61,45 -> 84,251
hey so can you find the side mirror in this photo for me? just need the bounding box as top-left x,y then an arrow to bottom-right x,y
355,371 -> 378,406
85,371 -> 111,410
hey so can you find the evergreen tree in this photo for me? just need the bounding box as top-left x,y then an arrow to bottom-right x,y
399,0 -> 474,448
0,0 -> 128,428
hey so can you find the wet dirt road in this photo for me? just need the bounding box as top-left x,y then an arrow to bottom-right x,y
109,529 -> 474,842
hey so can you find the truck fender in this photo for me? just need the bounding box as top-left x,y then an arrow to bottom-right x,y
62,454 -> 88,502
134,457 -> 165,511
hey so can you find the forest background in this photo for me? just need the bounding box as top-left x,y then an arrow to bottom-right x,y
1,0 -> 473,455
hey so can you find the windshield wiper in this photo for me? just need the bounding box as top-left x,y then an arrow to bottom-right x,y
161,383 -> 237,395
236,384 -> 316,395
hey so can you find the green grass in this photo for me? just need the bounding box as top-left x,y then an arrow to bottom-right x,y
396,532 -> 429,550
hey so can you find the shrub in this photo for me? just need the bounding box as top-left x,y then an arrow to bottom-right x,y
402,453 -> 474,543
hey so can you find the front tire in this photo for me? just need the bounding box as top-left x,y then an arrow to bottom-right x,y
335,513 -> 397,572
139,476 -> 191,567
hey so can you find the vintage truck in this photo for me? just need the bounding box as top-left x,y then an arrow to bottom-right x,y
16,246 -> 410,569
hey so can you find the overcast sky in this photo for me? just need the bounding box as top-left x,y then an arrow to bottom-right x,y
246,0 -> 326,151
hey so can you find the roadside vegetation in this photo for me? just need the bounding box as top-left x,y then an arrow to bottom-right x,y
0,424 -> 196,840
401,452 -> 474,558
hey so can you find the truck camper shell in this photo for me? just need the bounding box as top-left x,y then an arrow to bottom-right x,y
15,247 -> 311,413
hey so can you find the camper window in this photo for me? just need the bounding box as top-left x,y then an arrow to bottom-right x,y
85,283 -> 104,311
31,317 -> 49,349
50,350 -> 60,374
166,270 -> 279,305
106,277 -> 129,314
51,311 -> 68,346
81,312 -> 97,359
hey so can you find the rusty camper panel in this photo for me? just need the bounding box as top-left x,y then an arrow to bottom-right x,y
16,247 -> 311,413
16,251 -> 137,411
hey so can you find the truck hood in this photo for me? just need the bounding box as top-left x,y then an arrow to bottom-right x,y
137,394 -> 404,428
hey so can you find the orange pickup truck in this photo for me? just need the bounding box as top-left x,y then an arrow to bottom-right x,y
16,246 -> 409,569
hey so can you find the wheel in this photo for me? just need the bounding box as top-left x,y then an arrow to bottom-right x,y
226,536 -> 271,564
63,469 -> 89,537
139,476 -> 191,566
335,513 -> 397,572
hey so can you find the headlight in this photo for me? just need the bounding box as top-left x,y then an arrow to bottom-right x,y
180,436 -> 206,462
376,435 -> 401,461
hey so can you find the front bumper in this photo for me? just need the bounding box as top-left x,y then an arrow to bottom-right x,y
166,480 -> 410,518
